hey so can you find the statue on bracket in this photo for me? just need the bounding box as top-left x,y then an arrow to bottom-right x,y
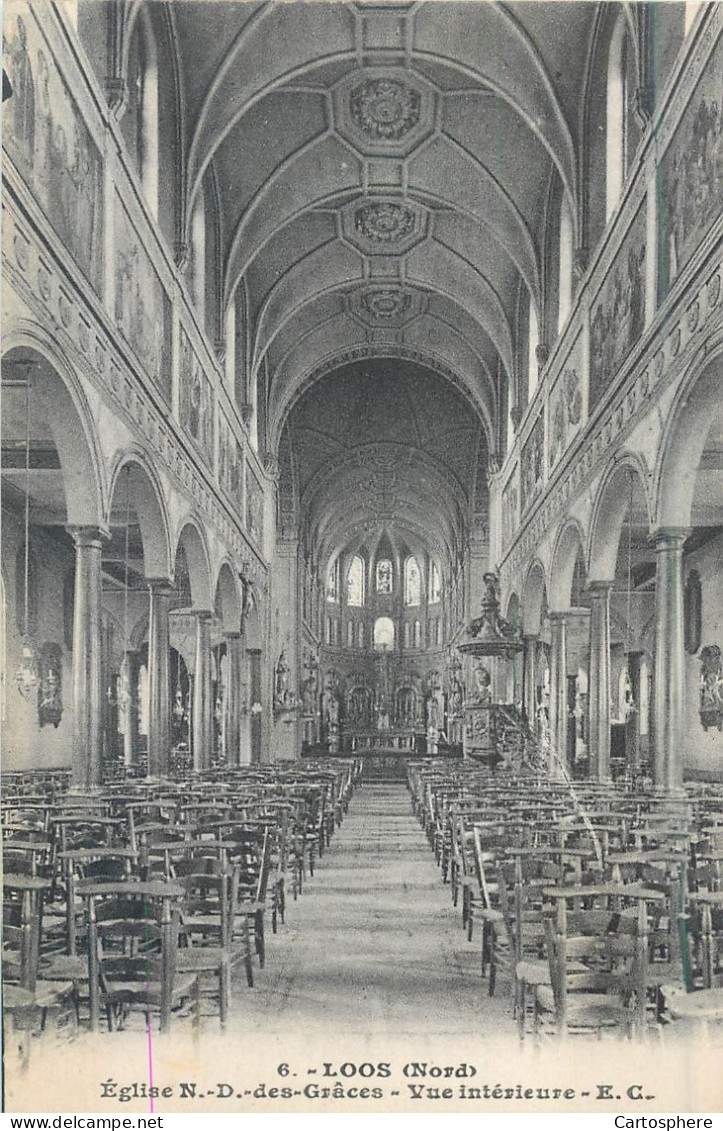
699,645 -> 723,731
274,650 -> 296,711
38,642 -> 63,728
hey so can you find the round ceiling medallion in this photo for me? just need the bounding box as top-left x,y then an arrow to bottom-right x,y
349,78 -> 421,142
359,288 -> 413,321
354,201 -> 416,244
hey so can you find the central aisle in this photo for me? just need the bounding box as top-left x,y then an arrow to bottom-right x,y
234,782 -> 512,1039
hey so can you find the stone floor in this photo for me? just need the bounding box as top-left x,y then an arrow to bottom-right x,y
226,781 -> 513,1040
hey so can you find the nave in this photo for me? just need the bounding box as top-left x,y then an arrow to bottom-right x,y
229,783 -> 508,1039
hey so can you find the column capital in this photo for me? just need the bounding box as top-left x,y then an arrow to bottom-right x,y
224,631 -> 243,641
192,609 -> 214,622
145,577 -> 174,596
650,527 -> 690,551
586,579 -> 614,596
66,524 -> 109,548
523,632 -> 539,643
547,611 -> 569,624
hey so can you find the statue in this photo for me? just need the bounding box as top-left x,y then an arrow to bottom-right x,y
274,650 -> 293,709
301,652 -> 319,716
471,663 -> 492,705
700,645 -> 723,731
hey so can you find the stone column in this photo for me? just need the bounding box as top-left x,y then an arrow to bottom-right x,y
523,634 -> 538,726
625,650 -> 644,778
69,526 -> 104,788
588,581 -> 613,780
147,580 -> 172,778
122,649 -> 140,769
548,613 -> 568,777
224,632 -> 243,768
653,530 -> 687,792
192,612 -> 213,772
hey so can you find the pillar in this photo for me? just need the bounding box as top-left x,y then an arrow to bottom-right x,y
192,611 -> 213,772
625,649 -> 644,778
122,649 -> 140,769
225,632 -> 243,768
653,530 -> 687,792
588,581 -> 612,780
548,613 -> 568,777
69,526 -> 104,788
523,634 -> 538,726
147,580 -> 172,778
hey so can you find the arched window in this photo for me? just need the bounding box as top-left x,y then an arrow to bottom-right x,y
413,620 -> 421,649
373,616 -> 395,651
436,619 -> 442,647
429,562 -> 441,605
606,13 -> 629,221
557,194 -> 574,332
347,555 -> 365,606
347,620 -> 354,648
325,616 -> 332,645
404,556 -> 421,606
376,559 -> 392,594
326,559 -> 340,602
358,621 -> 365,649
126,8 -> 159,218
403,621 -> 411,650
528,293 -> 540,395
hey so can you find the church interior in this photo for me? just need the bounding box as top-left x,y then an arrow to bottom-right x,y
2,0 -> 723,1093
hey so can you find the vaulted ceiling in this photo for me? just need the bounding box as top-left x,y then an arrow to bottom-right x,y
169,1 -> 598,564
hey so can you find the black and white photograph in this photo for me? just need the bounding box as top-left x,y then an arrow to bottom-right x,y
1,0 -> 722,1118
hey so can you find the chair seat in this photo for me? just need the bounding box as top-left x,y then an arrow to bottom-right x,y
536,985 -> 628,1023
516,961 -> 550,986
663,986 -> 723,1021
4,981 -> 75,1011
104,975 -> 197,1005
177,947 -> 247,972
39,956 -> 88,981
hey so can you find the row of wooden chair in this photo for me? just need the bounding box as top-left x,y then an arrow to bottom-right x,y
2,759 -> 361,1066
407,761 -> 723,1041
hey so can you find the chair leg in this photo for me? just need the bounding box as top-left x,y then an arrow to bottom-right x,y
255,911 -> 265,968
220,960 -> 230,1027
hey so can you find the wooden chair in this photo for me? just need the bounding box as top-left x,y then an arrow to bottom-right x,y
533,899 -> 649,1040
3,874 -> 77,1066
176,859 -> 254,1023
85,881 -> 200,1034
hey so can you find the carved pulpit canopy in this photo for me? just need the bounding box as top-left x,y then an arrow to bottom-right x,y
458,571 -> 523,660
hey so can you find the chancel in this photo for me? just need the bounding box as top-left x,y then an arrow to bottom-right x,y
2,0 -> 723,1091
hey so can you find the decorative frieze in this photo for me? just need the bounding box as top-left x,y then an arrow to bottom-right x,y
3,8 -> 103,293
500,254 -> 723,589
2,197 -> 265,576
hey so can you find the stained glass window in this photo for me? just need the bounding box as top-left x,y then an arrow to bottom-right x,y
429,562 -> 441,604
327,559 -> 340,602
347,556 -> 365,606
404,557 -> 421,606
376,559 -> 392,594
